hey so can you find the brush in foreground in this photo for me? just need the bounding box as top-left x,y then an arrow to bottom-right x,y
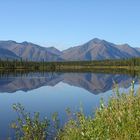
11,82 -> 140,140
57,83 -> 140,140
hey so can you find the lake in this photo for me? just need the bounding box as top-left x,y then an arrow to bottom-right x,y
0,72 -> 139,139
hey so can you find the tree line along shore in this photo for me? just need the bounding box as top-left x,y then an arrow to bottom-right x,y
0,57 -> 140,72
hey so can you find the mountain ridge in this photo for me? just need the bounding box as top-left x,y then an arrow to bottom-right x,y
0,41 -> 63,61
0,38 -> 140,61
61,38 -> 140,60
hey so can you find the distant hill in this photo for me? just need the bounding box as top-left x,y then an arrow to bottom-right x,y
0,38 -> 140,61
0,47 -> 20,60
61,38 -> 140,61
0,41 -> 63,61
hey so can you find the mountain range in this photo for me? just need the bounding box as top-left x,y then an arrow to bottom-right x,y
0,38 -> 140,61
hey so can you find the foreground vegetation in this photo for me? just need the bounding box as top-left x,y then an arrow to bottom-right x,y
58,82 -> 140,140
11,82 -> 140,140
11,103 -> 49,140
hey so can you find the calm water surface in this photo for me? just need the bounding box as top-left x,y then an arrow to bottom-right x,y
0,72 -> 139,138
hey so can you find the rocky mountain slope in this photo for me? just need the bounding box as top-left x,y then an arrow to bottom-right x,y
0,41 -> 62,61
0,38 -> 140,61
61,38 -> 140,60
0,47 -> 20,60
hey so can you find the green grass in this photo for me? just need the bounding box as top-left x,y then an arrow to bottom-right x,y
11,82 -> 140,140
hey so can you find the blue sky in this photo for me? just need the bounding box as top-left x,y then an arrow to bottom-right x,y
0,0 -> 140,50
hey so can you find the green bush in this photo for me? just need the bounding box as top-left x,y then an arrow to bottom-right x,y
11,82 -> 140,140
11,103 -> 49,140
57,82 -> 140,140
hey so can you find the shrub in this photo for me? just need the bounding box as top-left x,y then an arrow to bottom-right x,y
57,82 -> 140,140
11,82 -> 140,140
11,103 -> 49,140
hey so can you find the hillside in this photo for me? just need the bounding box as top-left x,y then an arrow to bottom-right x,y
0,47 -> 20,60
0,38 -> 140,61
0,41 -> 62,61
61,38 -> 140,60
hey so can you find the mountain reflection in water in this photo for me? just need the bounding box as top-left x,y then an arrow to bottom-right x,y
0,72 -> 138,94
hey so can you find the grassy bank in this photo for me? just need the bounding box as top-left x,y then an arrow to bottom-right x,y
11,83 -> 140,140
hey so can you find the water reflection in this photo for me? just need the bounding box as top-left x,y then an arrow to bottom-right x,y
0,72 -> 139,139
0,72 -> 138,94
